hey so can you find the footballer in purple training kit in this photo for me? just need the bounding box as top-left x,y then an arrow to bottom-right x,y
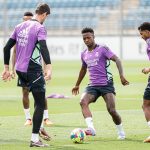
138,22 -> 150,143
72,27 -> 129,139
2,3 -> 52,147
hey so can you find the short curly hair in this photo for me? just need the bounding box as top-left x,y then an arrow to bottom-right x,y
81,27 -> 94,34
138,22 -> 150,31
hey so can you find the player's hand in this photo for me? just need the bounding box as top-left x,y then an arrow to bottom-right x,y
142,68 -> 150,74
1,70 -> 11,82
44,69 -> 52,81
10,70 -> 16,79
44,64 -> 52,81
120,75 -> 129,86
72,86 -> 79,95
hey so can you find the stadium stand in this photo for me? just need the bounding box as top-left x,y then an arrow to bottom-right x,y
0,0 -> 150,35
140,0 -> 150,6
0,0 -> 120,34
122,8 -> 150,29
122,0 -> 150,32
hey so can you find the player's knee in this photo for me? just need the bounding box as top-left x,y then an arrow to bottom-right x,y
80,98 -> 88,107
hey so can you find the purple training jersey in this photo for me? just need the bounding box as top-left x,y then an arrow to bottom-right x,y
81,44 -> 115,86
146,38 -> 150,60
10,20 -> 47,72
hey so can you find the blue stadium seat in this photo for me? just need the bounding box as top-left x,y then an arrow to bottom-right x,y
122,7 -> 150,29
0,0 -> 118,30
45,0 -> 120,8
140,0 -> 150,6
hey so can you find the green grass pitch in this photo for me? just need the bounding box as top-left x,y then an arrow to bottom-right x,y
0,60 -> 150,150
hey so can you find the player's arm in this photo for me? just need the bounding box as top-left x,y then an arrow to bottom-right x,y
75,65 -> 87,86
2,38 -> 16,81
111,55 -> 129,86
142,41 -> 150,74
72,65 -> 87,95
11,45 -> 16,78
43,60 -> 46,74
38,40 -> 52,81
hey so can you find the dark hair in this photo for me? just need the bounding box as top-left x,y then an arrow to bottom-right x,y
138,22 -> 150,31
35,3 -> 50,15
81,27 -> 94,34
24,12 -> 33,17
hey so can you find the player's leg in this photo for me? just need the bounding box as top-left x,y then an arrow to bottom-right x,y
16,70 -> 49,147
33,98 -> 51,141
17,73 -> 32,126
30,93 -> 49,147
142,83 -> 150,142
143,100 -> 150,142
80,86 -> 98,136
102,93 -> 125,139
22,87 -> 32,126
43,98 -> 53,126
142,100 -> 150,123
30,90 -> 50,147
33,98 -> 51,140
142,82 -> 150,124
103,93 -> 121,124
29,72 -> 50,147
80,93 -> 95,118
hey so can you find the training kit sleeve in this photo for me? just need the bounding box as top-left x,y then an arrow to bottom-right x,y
3,38 -> 16,65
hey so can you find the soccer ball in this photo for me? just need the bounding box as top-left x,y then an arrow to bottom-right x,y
70,128 -> 86,143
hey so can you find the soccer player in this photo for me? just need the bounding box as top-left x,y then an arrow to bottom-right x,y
138,22 -> 150,143
2,3 -> 52,147
72,27 -> 129,139
11,11 -> 53,127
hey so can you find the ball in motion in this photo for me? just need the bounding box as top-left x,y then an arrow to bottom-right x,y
70,128 -> 86,143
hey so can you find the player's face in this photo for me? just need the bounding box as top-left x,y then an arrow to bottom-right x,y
139,30 -> 150,40
41,13 -> 49,24
82,32 -> 94,47
23,16 -> 33,21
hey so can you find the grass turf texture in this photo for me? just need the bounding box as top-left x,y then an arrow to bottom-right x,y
0,60 -> 150,150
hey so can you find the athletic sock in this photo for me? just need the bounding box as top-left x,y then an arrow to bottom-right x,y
43,110 -> 49,120
24,108 -> 31,120
116,123 -> 125,134
31,133 -> 39,142
85,117 -> 95,131
147,121 -> 150,127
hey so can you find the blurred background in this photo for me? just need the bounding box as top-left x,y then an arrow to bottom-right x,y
1,2 -> 150,150
0,0 -> 149,60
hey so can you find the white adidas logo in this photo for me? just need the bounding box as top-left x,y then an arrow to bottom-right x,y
18,27 -> 29,38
